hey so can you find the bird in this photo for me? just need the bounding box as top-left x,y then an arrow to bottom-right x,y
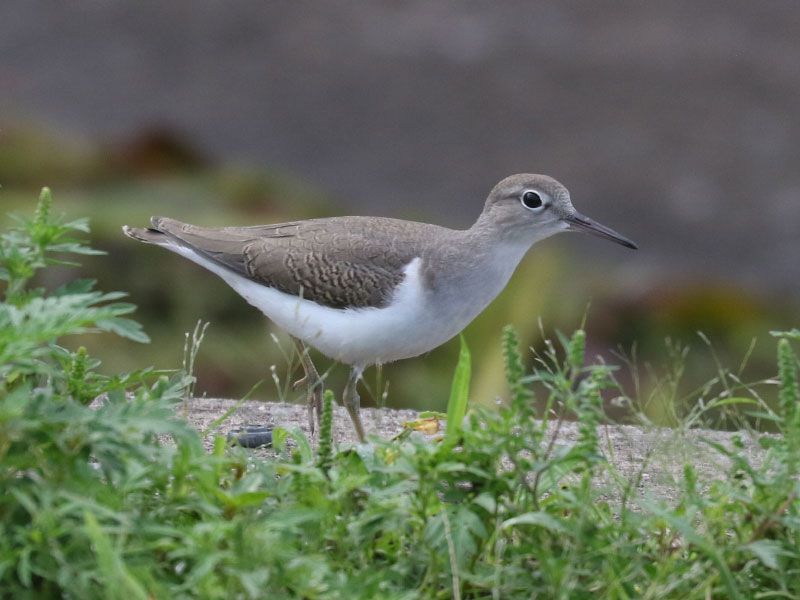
123,173 -> 636,441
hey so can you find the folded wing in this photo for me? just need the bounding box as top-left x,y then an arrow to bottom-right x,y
129,216 -> 428,309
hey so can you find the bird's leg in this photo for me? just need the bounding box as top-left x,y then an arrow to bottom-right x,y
343,366 -> 366,442
290,336 -> 324,433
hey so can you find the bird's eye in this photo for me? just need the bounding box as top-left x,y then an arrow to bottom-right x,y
521,190 -> 544,210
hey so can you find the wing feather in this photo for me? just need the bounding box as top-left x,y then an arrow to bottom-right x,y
150,216 -> 434,309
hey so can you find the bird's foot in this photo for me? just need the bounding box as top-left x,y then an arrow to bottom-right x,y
290,336 -> 325,434
294,375 -> 324,433
343,366 -> 366,442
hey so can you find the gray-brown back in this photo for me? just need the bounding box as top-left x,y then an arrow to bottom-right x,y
149,216 -> 453,309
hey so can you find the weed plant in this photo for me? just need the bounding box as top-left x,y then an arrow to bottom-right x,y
1,190 -> 798,598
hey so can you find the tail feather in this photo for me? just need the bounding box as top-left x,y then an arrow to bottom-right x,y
124,217 -> 249,279
122,225 -> 169,245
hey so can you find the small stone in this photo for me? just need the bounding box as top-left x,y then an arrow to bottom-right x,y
227,425 -> 272,448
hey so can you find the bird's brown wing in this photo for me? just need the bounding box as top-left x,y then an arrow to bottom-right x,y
149,216 -> 430,309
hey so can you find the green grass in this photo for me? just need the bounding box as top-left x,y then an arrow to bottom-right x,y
1,189 -> 799,598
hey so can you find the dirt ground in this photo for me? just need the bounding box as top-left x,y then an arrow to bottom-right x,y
184,397 -> 770,505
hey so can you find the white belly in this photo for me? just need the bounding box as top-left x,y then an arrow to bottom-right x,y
169,246 -> 464,366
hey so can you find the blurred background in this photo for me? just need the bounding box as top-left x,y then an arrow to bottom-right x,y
1,1 -> 798,424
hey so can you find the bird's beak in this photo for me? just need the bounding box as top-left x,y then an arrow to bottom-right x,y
563,212 -> 638,249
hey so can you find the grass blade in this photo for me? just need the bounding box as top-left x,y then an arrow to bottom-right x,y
445,334 -> 471,443
84,512 -> 149,600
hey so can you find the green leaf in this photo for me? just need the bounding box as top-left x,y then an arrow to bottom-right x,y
706,397 -> 760,409
744,411 -> 782,422
417,411 -> 447,420
84,512 -> 150,600
448,506 -> 486,565
503,512 -> 569,534
472,492 -> 497,514
272,426 -> 288,453
653,509 -> 743,600
62,217 -> 92,232
273,426 -> 313,462
746,540 -> 785,569
53,278 -> 97,296
96,317 -> 151,343
771,328 -> 800,340
223,490 -> 273,509
445,334 -> 471,443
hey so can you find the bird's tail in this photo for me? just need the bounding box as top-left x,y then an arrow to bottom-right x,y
121,224 -> 169,245
122,216 -> 183,246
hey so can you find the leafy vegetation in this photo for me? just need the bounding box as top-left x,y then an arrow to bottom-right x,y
1,190 -> 798,598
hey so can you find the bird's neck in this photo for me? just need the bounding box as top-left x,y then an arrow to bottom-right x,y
421,225 -> 533,325
465,214 -> 539,263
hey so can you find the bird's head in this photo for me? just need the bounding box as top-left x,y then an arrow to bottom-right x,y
480,173 -> 638,249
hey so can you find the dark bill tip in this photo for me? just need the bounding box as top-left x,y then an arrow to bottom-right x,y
563,213 -> 638,250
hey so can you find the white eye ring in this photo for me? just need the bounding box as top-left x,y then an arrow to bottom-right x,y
521,190 -> 547,211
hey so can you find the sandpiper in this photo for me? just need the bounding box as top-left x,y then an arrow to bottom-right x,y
123,174 -> 636,441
